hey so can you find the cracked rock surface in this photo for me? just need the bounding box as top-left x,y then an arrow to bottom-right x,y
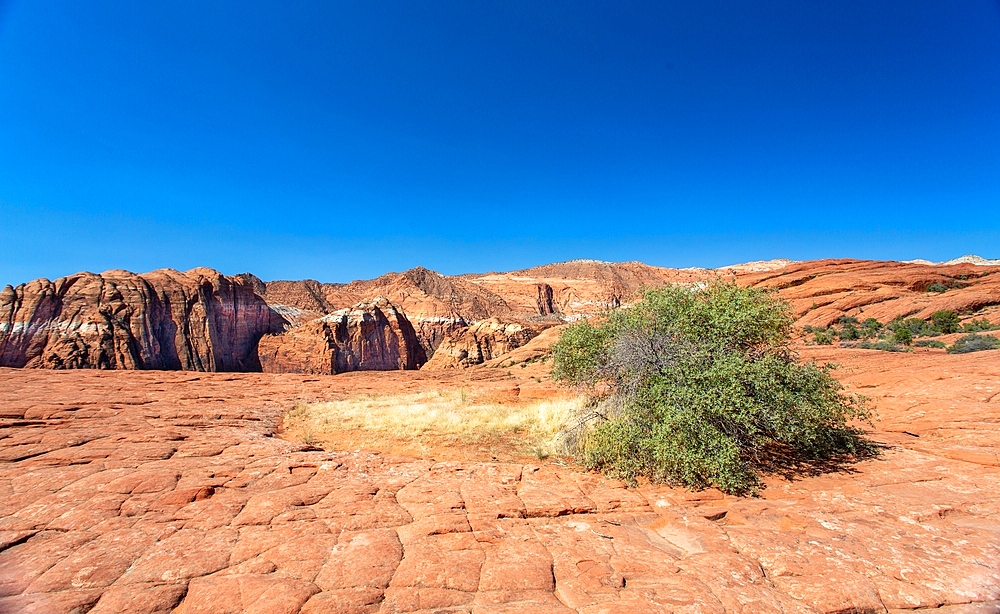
1,349 -> 999,613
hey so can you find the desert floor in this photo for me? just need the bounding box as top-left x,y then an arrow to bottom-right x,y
1,347 -> 998,613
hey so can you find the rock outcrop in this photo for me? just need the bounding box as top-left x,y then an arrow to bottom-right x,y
258,298 -> 424,374
5,257 -> 999,373
739,259 -> 1000,327
258,261 -> 715,365
260,267 -> 512,358
461,259 -> 713,318
422,318 -> 543,369
0,268 -> 284,371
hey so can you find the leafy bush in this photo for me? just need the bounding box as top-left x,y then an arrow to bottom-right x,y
948,334 -> 1000,354
962,318 -> 998,333
814,330 -> 834,345
887,316 -> 933,338
931,310 -> 960,334
552,281 -> 872,495
914,339 -> 947,349
861,318 -> 883,338
855,340 -> 911,352
839,322 -> 861,341
892,327 -> 913,346
927,282 -> 948,293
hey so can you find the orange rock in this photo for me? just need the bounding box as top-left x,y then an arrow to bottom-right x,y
258,298 -> 425,374
422,318 -> 543,369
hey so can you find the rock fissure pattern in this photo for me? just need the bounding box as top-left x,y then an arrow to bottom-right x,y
1,362 -> 999,613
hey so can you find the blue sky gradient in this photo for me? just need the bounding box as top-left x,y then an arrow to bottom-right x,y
1,1 -> 999,283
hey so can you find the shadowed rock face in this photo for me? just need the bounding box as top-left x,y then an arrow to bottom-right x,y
257,298 -> 425,374
0,268 -> 285,371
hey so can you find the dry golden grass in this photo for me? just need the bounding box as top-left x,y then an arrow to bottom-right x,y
283,390 -> 584,459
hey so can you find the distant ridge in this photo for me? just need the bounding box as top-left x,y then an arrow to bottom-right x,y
904,254 -> 1000,266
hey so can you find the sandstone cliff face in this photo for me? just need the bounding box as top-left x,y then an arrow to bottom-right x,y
421,318 -> 542,370
7,258 -> 996,374
0,268 -> 284,371
259,267 -> 512,358
257,297 -> 425,374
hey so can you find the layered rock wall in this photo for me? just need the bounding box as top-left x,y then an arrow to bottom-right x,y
258,298 -> 425,374
0,268 -> 284,371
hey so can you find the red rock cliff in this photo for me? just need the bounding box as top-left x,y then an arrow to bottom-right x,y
257,297 -> 425,374
0,268 -> 284,371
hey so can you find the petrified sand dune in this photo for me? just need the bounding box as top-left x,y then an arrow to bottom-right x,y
258,298 -> 425,374
422,318 -> 545,370
739,258 -> 1000,327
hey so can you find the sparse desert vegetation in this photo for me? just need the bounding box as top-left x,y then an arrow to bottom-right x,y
807,310 -> 999,353
948,333 -> 1000,354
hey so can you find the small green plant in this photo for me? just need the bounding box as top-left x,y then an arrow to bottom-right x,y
855,340 -> 911,352
839,322 -> 860,341
931,311 -> 960,334
948,334 -> 1000,354
814,330 -> 834,345
914,339 -> 947,349
553,281 -> 873,495
927,282 -> 948,293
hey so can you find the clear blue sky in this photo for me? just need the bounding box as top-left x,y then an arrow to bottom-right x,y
1,1 -> 998,284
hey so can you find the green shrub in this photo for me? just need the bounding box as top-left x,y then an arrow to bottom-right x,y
962,318 -> 997,333
931,310 -> 960,334
855,340 -> 911,352
914,339 -> 947,349
905,318 -> 933,336
948,334 -> 1000,354
839,322 -> 861,341
927,282 -> 948,293
861,318 -> 883,338
892,327 -> 913,346
814,330 -> 834,345
552,281 -> 872,495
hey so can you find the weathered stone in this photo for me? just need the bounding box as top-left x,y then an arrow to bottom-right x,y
0,268 -> 284,371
